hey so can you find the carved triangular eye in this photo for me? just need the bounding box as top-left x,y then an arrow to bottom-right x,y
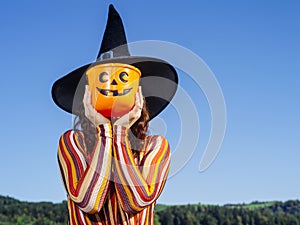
119,72 -> 128,83
99,72 -> 109,83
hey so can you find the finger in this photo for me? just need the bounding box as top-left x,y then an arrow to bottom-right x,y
83,85 -> 88,104
87,87 -> 92,105
83,86 -> 95,116
138,86 -> 142,97
83,85 -> 89,111
137,86 -> 143,107
85,88 -> 95,110
136,92 -> 143,115
133,92 -> 142,113
136,91 -> 140,107
139,87 -> 144,109
121,89 -> 142,127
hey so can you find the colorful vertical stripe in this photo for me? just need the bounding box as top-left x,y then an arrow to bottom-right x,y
57,123 -> 170,225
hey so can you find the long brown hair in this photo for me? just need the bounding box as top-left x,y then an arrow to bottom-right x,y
74,99 -> 150,154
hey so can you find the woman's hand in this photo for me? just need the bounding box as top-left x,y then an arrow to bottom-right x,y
114,86 -> 144,128
83,85 -> 110,126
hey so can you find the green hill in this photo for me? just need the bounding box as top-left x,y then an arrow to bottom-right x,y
0,195 -> 300,225
155,200 -> 300,225
0,195 -> 67,225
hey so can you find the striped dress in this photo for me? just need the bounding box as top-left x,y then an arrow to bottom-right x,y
57,123 -> 170,225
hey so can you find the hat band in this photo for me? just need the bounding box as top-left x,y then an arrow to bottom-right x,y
99,50 -> 114,60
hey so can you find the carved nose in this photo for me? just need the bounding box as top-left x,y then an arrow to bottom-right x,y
110,79 -> 118,85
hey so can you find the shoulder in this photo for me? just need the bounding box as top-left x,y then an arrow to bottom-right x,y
60,129 -> 84,142
141,135 -> 170,165
146,135 -> 169,145
59,129 -> 86,152
145,135 -> 170,153
57,130 -> 88,167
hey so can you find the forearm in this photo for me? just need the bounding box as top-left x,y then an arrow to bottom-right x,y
113,125 -> 170,213
58,123 -> 113,213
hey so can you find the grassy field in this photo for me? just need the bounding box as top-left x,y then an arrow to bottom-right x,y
224,201 -> 277,209
242,202 -> 276,209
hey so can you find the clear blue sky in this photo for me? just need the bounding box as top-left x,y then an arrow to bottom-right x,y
0,0 -> 299,205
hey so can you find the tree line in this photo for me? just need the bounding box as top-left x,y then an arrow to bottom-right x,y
0,195 -> 299,225
155,200 -> 300,225
0,195 -> 67,225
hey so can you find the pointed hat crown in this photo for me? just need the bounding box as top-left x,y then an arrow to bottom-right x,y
98,4 -> 130,59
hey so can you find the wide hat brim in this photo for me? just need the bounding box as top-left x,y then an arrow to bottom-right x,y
51,55 -> 178,120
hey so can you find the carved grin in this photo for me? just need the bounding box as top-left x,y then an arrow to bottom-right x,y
97,87 -> 132,96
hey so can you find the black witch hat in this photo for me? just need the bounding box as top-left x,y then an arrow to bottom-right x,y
51,4 -> 178,119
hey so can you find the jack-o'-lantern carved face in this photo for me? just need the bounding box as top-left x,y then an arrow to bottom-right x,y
85,63 -> 141,118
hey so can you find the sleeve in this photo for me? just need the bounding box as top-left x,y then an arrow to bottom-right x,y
57,123 -> 113,214
112,125 -> 170,214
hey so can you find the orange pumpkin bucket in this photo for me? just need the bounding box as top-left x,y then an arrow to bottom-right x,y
85,63 -> 141,118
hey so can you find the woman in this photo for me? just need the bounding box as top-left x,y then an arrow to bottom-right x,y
57,85 -> 170,224
52,5 -> 178,224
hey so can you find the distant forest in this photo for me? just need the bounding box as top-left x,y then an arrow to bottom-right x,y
0,195 -> 300,225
